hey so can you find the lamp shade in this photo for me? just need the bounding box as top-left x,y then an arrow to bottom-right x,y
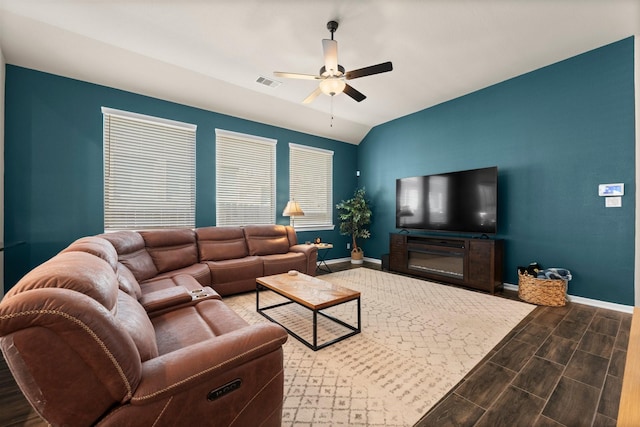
283,200 -> 304,217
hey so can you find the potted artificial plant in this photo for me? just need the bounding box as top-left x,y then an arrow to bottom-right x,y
336,187 -> 372,264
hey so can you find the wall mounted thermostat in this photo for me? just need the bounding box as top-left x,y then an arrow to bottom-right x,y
598,183 -> 624,197
605,197 -> 622,208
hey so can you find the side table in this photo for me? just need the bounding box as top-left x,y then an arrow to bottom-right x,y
313,243 -> 333,273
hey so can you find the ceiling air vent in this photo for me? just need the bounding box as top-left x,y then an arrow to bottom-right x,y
256,76 -> 281,88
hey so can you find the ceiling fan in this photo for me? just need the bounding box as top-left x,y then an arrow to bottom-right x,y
274,20 -> 393,104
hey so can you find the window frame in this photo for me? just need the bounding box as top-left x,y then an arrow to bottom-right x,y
102,107 -> 196,231
288,142 -> 335,231
215,128 -> 277,226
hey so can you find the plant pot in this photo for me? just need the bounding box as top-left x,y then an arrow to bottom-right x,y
351,248 -> 364,265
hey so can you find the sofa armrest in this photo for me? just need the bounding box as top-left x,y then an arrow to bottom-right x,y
139,286 -> 221,313
139,287 -> 192,312
290,244 -> 317,256
290,244 -> 318,275
131,323 -> 288,404
189,286 -> 221,301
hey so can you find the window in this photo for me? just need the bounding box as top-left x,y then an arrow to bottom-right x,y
102,107 -> 196,231
289,143 -> 334,230
216,129 -> 276,226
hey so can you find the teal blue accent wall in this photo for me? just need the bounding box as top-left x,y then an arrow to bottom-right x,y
4,37 -> 636,305
358,37 -> 635,305
4,66 -> 358,289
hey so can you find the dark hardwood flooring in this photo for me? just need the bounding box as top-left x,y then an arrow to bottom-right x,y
0,262 -> 631,426
414,285 -> 631,426
0,356 -> 43,426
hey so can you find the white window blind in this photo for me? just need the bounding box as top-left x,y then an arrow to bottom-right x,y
289,143 -> 334,230
102,107 -> 196,231
216,129 -> 276,226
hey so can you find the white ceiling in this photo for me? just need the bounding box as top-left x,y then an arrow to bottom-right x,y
0,0 -> 638,144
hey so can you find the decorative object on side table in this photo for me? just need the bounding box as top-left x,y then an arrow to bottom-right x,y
336,187 -> 372,264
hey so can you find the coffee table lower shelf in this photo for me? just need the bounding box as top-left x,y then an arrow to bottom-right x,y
256,284 -> 361,351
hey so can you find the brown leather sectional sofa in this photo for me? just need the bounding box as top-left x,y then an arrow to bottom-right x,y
100,224 -> 318,296
0,224 -> 318,426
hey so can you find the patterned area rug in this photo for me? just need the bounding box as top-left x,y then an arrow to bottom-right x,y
224,268 -> 535,426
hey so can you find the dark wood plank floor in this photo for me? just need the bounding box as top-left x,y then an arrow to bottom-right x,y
414,288 -> 631,426
0,262 -> 631,426
0,356 -> 44,426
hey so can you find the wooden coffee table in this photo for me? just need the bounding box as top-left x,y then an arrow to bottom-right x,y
256,272 -> 361,351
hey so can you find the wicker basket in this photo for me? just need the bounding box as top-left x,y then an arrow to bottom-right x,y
518,272 -> 567,306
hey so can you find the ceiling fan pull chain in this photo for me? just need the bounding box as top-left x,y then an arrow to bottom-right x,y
330,96 -> 334,127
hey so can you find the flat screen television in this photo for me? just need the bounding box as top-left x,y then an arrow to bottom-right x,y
395,166 -> 498,234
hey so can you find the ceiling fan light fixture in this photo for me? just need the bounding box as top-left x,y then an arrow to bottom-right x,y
319,77 -> 346,96
274,20 -> 392,104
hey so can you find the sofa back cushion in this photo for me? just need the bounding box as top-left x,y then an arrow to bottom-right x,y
139,229 -> 199,273
6,252 -> 119,311
61,236 -> 119,270
196,226 -> 249,261
286,226 -> 299,246
115,290 -> 159,361
243,225 -> 291,256
115,262 -> 142,299
100,231 -> 158,282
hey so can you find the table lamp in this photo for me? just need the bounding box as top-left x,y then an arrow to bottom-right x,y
283,200 -> 304,227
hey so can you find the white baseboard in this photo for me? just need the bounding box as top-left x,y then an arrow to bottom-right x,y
503,283 -> 634,313
323,257 -> 351,265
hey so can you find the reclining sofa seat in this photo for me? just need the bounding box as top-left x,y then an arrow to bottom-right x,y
62,235 -> 221,314
196,224 -> 318,295
243,225 -> 310,276
0,239 -> 288,426
99,230 -> 212,293
196,226 -> 263,296
138,228 -> 211,286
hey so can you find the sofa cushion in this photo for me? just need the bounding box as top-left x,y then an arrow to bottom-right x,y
6,252 -> 119,311
100,231 -> 158,282
285,226 -> 299,246
196,226 -> 249,261
243,225 -> 291,256
115,262 -> 142,299
151,263 -> 211,287
261,252 -> 307,276
140,274 -> 205,294
61,236 -> 119,270
205,256 -> 263,285
151,299 -> 249,355
139,229 -> 199,274
115,290 -> 159,362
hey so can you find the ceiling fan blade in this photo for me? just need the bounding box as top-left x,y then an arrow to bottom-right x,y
343,84 -> 366,102
274,72 -> 320,80
345,61 -> 393,80
302,87 -> 323,104
322,39 -> 339,75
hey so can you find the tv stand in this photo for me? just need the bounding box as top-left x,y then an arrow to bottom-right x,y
389,233 -> 503,294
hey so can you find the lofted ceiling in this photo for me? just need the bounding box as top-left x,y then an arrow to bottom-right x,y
0,0 -> 638,144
